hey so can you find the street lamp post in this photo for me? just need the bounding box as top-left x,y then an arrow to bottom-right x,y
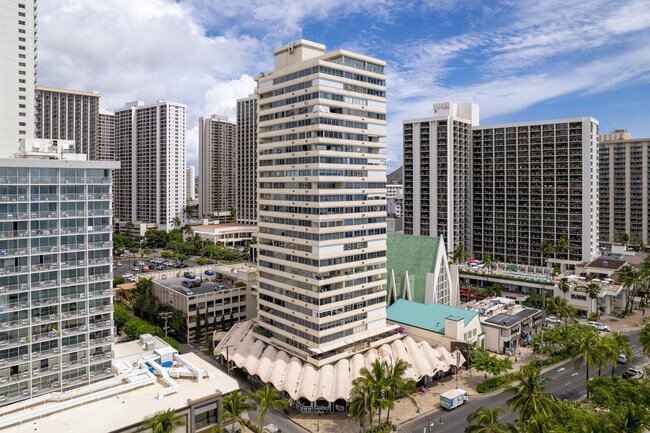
455,350 -> 460,389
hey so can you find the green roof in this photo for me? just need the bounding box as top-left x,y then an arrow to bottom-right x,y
386,234 -> 441,303
387,299 -> 478,334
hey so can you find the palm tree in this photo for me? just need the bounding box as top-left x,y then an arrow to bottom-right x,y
252,386 -> 288,433
220,391 -> 256,430
605,403 -> 650,433
125,221 -> 134,239
171,216 -> 182,229
384,359 -> 417,424
540,239 -> 556,267
465,406 -> 517,433
555,235 -> 573,259
557,277 -> 571,299
517,414 -> 560,433
451,244 -> 469,264
482,253 -> 496,272
142,408 -> 185,433
619,232 -> 630,247
619,265 -> 641,314
585,282 -> 601,318
606,331 -> 633,378
572,331 -> 603,398
505,364 -> 556,420
350,359 -> 389,429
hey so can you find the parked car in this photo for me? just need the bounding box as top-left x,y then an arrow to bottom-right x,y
622,368 -> 645,379
544,316 -> 563,327
618,353 -> 628,364
178,263 -> 188,268
115,262 -> 122,267
156,264 -> 165,270
204,270 -> 215,276
183,271 -> 196,279
263,424 -> 280,433
132,266 -> 140,271
164,261 -> 176,267
135,261 -> 145,267
142,267 -> 149,273
589,322 -> 610,332
181,280 -> 196,288
216,284 -> 227,291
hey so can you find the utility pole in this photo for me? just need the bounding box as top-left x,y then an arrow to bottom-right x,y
455,350 -> 460,389
159,312 -> 173,337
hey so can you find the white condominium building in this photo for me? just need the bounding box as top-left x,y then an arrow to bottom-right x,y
403,102 -> 478,253
256,39 -> 394,365
0,154 -> 119,406
114,101 -> 186,231
599,130 -> 650,246
34,86 -> 100,158
236,94 -> 258,225
198,115 -> 235,220
472,118 -> 599,266
0,1 -> 37,157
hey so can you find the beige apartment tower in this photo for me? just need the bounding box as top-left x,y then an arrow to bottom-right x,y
599,130 -> 650,246
94,109 -> 115,161
403,102 -> 478,253
256,39 -> 395,365
472,118 -> 600,266
114,100 -> 187,231
0,1 -> 37,157
198,115 -> 236,220
34,86 -> 100,158
236,95 -> 257,224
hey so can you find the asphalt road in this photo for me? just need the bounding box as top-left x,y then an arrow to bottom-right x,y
401,328 -> 644,433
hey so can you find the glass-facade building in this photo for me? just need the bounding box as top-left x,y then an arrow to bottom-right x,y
0,158 -> 119,405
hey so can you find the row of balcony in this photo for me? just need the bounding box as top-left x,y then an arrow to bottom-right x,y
0,177 -> 111,185
0,194 -> 111,203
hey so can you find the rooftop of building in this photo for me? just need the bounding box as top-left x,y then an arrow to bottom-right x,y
585,257 -> 628,270
474,116 -> 598,129
193,223 -> 256,230
386,234 -> 441,303
2,337 -> 239,433
482,308 -> 540,328
387,299 -> 478,334
36,85 -> 100,97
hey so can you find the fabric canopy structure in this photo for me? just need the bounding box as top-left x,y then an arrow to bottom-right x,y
216,321 -> 465,402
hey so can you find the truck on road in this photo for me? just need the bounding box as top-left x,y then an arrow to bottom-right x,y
440,388 -> 469,410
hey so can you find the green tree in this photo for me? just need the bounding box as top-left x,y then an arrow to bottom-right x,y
197,257 -> 209,266
171,216 -> 182,229
585,282 -> 601,318
144,229 -> 169,249
605,403 -> 650,433
481,282 -> 503,298
555,235 -> 573,259
472,349 -> 513,377
619,232 -> 631,247
505,364 -> 556,420
557,277 -> 571,299
113,276 -> 125,287
252,386 -> 288,433
451,244 -> 469,264
142,408 -> 185,433
572,331 -> 603,398
175,253 -> 189,265
143,247 -> 153,257
219,314 -> 226,331
125,221 -> 134,239
220,391 -> 256,430
384,359 -> 417,424
640,323 -> 650,356
481,253 -> 496,272
113,303 -> 130,335
194,305 -> 203,342
350,359 -> 389,429
540,239 -> 556,266
606,332 -> 632,378
516,414 -> 561,433
465,406 -> 517,433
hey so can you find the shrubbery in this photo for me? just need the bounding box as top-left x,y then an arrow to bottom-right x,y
528,353 -> 569,369
476,372 -> 520,393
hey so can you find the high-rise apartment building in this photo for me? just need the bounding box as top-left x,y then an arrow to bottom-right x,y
599,130 -> 650,246
403,102 -> 478,253
114,101 -> 186,231
472,118 -> 599,266
236,94 -> 257,224
256,39 -> 393,364
94,109 -> 115,161
186,166 -> 196,201
0,153 -> 119,405
34,86 -> 100,158
198,115 -> 235,220
0,1 -> 37,157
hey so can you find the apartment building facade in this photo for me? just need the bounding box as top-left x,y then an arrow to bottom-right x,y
403,102 -> 478,254
472,118 -> 599,266
0,1 -> 37,157
186,166 -> 196,201
599,130 -> 650,246
114,101 -> 187,232
34,86 -> 100,158
94,109 -> 115,161
236,95 -> 258,225
256,39 -> 394,364
198,115 -> 235,220
0,157 -> 119,405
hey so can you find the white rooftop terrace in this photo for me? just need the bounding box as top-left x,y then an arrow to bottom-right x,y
3,337 -> 239,433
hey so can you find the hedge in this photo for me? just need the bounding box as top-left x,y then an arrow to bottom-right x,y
476,373 -> 520,393
528,353 -> 569,370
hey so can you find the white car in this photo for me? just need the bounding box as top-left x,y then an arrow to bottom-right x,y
589,321 -> 610,332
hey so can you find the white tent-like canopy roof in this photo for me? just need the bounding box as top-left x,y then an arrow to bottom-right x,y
216,321 -> 464,402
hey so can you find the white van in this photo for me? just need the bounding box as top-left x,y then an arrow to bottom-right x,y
263,424 -> 280,433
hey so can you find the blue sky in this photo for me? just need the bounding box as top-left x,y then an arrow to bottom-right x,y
39,0 -> 650,172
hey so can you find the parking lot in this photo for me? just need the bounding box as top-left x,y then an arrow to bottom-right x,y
157,274 -> 234,296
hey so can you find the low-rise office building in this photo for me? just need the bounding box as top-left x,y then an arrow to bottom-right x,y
191,223 -> 256,247
143,264 -> 257,342
387,299 -> 483,351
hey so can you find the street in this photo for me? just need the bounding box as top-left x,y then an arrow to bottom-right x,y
401,328 -> 644,433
